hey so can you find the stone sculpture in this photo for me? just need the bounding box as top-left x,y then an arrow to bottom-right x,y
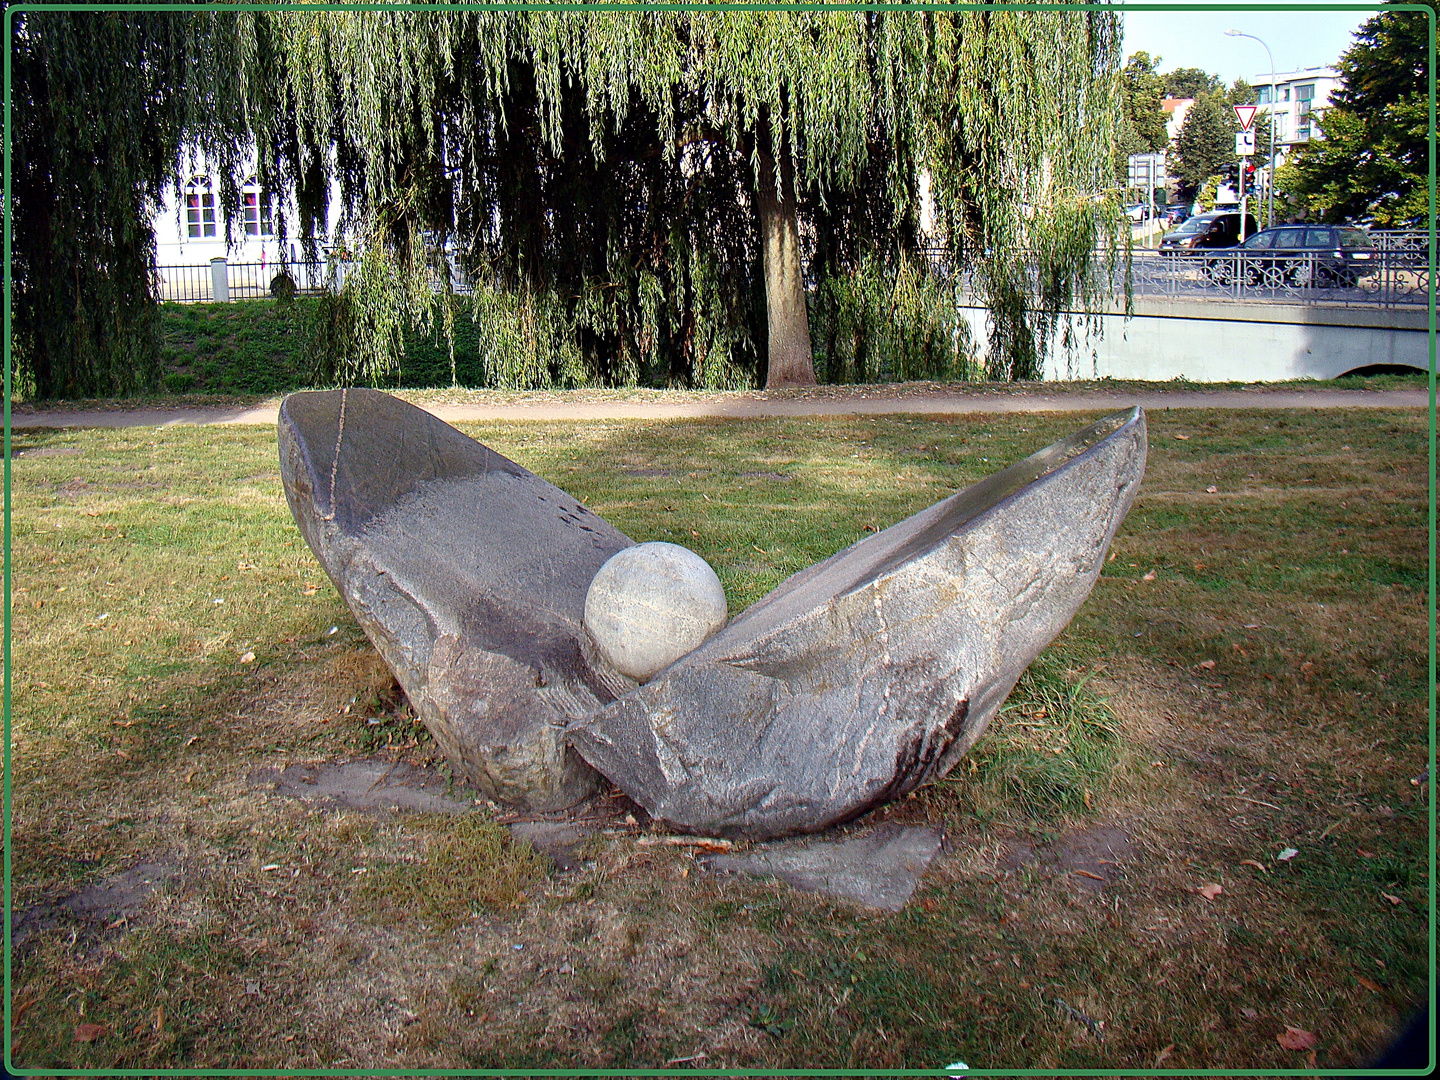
279,388 -> 1146,838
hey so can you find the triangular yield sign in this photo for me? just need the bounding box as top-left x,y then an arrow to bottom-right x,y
1233,104 -> 1259,131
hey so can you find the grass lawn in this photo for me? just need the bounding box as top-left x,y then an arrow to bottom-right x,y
5,406 -> 1430,1069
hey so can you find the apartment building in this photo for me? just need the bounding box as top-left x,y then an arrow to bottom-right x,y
1250,66 -> 1341,159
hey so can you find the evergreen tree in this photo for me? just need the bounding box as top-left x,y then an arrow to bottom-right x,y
1167,93 -> 1237,203
1278,4 -> 1429,226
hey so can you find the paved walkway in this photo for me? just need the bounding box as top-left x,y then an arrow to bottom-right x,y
7,387 -> 1430,429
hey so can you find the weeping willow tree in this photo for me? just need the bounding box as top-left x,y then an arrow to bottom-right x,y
8,9 -> 265,399
8,5 -> 1125,398
260,6 -> 1125,387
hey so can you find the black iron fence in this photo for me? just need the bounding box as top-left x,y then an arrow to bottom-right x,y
153,260 -> 332,302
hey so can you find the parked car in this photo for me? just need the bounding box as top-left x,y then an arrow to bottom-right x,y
1157,210 -> 1260,253
1123,203 -> 1152,223
1210,224 -> 1379,286
1162,206 -> 1190,227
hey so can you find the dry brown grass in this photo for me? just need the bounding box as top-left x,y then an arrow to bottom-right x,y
5,407 -> 1428,1069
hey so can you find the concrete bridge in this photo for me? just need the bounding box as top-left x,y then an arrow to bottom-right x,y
960,295 -> 1430,382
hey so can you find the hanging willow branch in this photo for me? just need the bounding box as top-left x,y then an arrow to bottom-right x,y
9,5 -> 1126,397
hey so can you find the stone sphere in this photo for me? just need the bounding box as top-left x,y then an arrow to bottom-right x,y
584,542 -> 728,682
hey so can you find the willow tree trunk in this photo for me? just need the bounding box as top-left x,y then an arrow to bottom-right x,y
756,140 -> 816,388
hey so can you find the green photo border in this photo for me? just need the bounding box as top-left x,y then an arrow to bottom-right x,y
2,1 -> 1434,1073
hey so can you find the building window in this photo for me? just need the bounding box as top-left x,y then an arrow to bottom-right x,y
1281,87 -> 1291,102
185,178 -> 216,239
242,182 -> 273,237
1257,86 -> 1271,105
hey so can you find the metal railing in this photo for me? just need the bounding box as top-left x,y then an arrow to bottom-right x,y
153,260 -> 331,302
932,230 -> 1430,312
1123,248 -> 1428,309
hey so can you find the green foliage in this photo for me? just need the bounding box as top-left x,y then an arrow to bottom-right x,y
809,252 -> 975,384
1164,66 -> 1222,99
1279,5 -> 1430,225
1167,93 -> 1238,203
922,11 -> 1126,380
13,9 -> 1125,398
9,10 -> 257,399
1114,51 -> 1170,184
264,8 -> 1126,387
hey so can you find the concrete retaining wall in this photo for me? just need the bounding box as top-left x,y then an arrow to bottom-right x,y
959,298 -> 1431,382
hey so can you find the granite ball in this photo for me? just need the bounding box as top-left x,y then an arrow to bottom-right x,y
584,542 -> 728,682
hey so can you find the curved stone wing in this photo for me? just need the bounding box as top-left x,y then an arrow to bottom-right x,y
568,408 -> 1147,838
278,388 -> 633,810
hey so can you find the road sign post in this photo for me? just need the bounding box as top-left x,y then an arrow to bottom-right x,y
1232,109 -> 1258,242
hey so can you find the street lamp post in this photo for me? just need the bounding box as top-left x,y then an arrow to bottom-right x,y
1226,29 -> 1277,228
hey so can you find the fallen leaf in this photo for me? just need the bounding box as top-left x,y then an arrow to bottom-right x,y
1357,849 -> 1376,858
1073,869 -> 1105,881
115,749 -> 132,761
154,1005 -> 166,1032
1198,659 -> 1216,670
1197,883 -> 1223,900
239,651 -> 256,664
74,1022 -> 108,1042
301,585 -> 318,596
1239,1007 -> 1259,1020
1381,892 -> 1403,906
1154,1043 -> 1175,1066
1243,623 -> 1261,629
1276,1026 -> 1317,1051
1142,570 -> 1156,581
1206,485 -> 1218,493
1240,859 -> 1268,872
1174,434 -> 1191,441
1277,847 -> 1299,861
1356,976 -> 1382,993
110,720 -> 135,728
1300,661 -> 1316,675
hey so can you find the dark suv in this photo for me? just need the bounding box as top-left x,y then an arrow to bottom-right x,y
1220,224 -> 1379,286
1158,210 -> 1260,253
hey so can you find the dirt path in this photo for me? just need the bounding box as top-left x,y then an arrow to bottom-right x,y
7,386 -> 1430,429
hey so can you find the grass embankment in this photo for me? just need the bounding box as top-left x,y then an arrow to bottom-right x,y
155,299 -> 481,396
6,409 -> 1429,1068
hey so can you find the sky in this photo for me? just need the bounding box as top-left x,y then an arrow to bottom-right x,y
1121,4 -> 1378,85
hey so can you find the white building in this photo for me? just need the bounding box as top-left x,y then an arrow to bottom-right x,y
1160,97 -> 1194,142
1250,66 -> 1341,158
152,165 -> 346,299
